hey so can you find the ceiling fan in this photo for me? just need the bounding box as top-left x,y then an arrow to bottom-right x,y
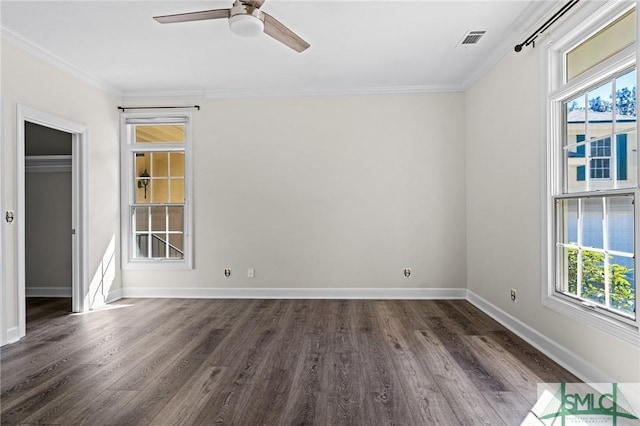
153,0 -> 310,53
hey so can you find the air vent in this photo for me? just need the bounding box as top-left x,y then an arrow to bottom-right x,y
458,30 -> 486,47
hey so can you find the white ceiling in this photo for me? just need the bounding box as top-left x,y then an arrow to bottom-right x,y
0,1 -> 556,98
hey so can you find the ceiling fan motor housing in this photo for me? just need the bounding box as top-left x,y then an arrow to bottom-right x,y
229,2 -> 265,37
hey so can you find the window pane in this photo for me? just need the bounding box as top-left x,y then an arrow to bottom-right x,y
170,153 -> 185,177
557,198 -> 578,244
610,255 -> 635,317
582,197 -> 604,249
135,234 -> 148,259
134,207 -> 149,232
587,82 -> 613,137
135,152 -> 150,176
566,146 -> 588,193
169,235 -> 184,259
607,196 -> 634,253
617,130 -> 637,188
558,246 -> 579,296
135,181 -> 151,204
567,9 -> 636,81
615,70 -> 636,133
580,249 -> 606,305
150,207 -> 166,232
135,153 -> 151,203
566,95 -> 586,144
151,234 -> 166,258
168,207 -> 183,232
151,179 -> 169,203
152,152 -> 169,177
135,124 -> 185,143
170,178 -> 185,203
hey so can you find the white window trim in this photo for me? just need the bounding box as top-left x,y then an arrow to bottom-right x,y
120,112 -> 194,270
542,0 -> 640,346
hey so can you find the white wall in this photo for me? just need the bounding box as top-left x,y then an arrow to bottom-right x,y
465,47 -> 640,382
1,41 -> 121,336
123,93 -> 467,291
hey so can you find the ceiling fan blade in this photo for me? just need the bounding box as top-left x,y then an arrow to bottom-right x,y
153,9 -> 230,24
263,13 -> 310,53
242,0 -> 265,8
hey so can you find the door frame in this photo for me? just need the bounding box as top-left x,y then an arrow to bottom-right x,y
16,105 -> 89,338
1,99 -> 5,346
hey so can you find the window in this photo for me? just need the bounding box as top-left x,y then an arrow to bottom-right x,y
546,2 -> 638,342
121,114 -> 193,269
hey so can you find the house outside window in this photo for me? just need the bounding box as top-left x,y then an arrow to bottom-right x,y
545,3 -> 638,344
120,113 -> 193,269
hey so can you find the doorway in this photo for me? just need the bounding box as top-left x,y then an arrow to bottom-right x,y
24,122 -> 73,322
15,105 -> 89,340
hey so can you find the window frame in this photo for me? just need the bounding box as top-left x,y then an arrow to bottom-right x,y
120,112 -> 194,270
543,0 -> 639,346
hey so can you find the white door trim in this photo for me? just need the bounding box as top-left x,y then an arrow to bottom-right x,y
16,105 -> 89,338
0,99 -> 5,347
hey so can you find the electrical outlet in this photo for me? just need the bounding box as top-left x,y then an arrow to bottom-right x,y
510,289 -> 517,302
248,268 -> 254,278
224,268 -> 231,278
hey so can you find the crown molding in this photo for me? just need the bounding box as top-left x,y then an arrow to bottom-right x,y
1,25 -> 123,98
121,83 -> 464,101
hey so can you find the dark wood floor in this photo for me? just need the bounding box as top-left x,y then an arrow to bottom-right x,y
0,297 -> 577,425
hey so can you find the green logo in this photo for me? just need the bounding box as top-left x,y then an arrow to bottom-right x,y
534,383 -> 639,425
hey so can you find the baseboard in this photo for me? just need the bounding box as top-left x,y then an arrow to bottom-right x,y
466,290 -> 614,384
6,326 -> 20,344
121,286 -> 467,300
26,287 -> 72,298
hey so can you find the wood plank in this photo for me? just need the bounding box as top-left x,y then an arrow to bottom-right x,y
57,389 -> 139,426
412,327 -> 507,425
149,367 -> 227,426
372,301 -> 460,424
489,330 -> 580,383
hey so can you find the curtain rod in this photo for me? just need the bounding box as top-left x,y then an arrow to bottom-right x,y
118,105 -> 200,111
515,0 -> 580,52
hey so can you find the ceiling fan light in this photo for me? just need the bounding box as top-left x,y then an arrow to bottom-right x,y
229,14 -> 264,37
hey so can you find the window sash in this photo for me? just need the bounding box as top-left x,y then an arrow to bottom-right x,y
560,66 -> 636,193
131,205 -> 185,260
553,193 -> 636,323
